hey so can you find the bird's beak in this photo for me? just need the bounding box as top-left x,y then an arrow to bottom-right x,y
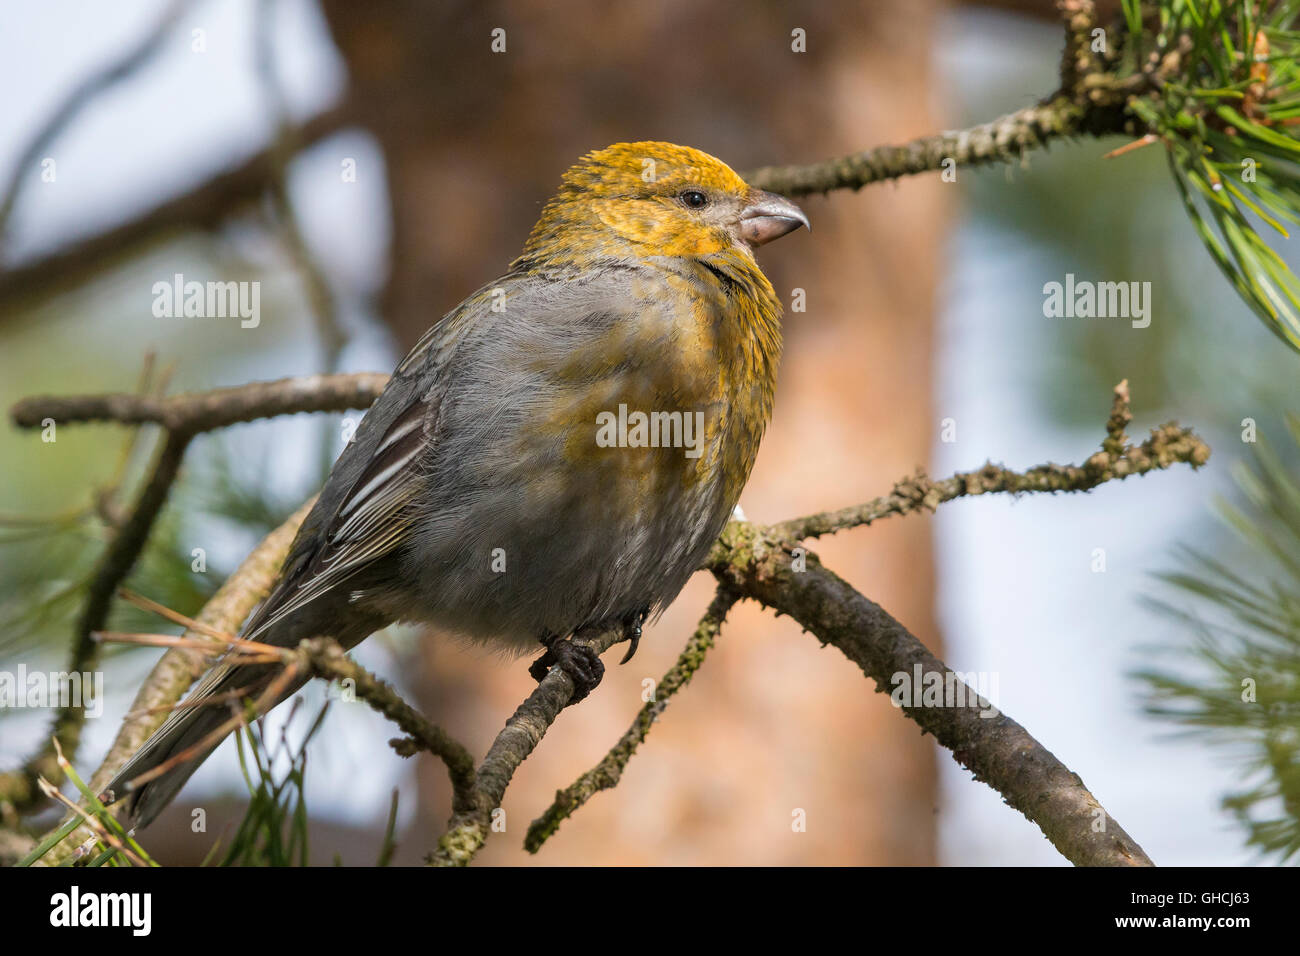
738,190 -> 810,247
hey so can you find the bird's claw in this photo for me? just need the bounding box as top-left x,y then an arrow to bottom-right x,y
618,606 -> 650,665
529,633 -> 605,703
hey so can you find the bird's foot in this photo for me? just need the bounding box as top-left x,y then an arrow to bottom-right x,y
529,632 -> 605,703
619,605 -> 651,665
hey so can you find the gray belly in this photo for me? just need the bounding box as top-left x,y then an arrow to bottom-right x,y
394,439 -> 729,652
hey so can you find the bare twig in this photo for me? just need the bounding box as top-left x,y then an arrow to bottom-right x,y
292,638 -> 476,807
10,372 -> 389,433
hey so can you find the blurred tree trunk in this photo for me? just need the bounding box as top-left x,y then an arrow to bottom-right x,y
318,0 -> 946,864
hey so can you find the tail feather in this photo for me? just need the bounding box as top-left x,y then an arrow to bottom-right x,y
102,660 -> 304,830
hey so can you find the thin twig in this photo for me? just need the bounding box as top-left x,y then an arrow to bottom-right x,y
10,372 -> 389,433
525,588 -> 738,853
36,778 -> 148,868
429,624 -> 624,866
291,638 -> 477,808
771,381 -> 1210,541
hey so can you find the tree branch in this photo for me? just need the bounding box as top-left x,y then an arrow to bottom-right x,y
10,372 -> 389,433
528,382 -> 1202,865
428,623 -> 624,866
524,587 -> 738,853
292,638 -> 476,807
745,95 -> 1096,197
772,380 -> 1209,541
710,529 -> 1155,866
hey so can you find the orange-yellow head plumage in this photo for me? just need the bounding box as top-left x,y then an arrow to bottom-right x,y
515,141 -> 808,268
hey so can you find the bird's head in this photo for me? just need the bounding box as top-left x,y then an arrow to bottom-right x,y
516,141 -> 808,269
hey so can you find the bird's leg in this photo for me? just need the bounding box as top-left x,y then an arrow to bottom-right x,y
619,605 -> 651,665
527,631 -> 559,682
528,629 -> 605,703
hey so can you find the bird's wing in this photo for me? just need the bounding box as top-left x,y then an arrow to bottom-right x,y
107,330 -> 468,808
241,389 -> 435,643
243,266 -> 649,646
239,304 -> 486,646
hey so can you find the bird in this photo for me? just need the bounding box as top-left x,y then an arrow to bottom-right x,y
102,141 -> 808,830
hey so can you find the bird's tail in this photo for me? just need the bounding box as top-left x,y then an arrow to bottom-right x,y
101,657 -> 304,831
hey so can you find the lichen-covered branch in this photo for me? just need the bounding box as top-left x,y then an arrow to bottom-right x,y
429,623 -> 624,867
524,587 -> 737,852
745,96 -> 1096,197
525,382 -> 1202,866
773,380 -> 1210,541
292,638 -> 476,806
708,524 -> 1154,867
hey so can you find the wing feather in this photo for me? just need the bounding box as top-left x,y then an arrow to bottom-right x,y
243,395 -> 434,642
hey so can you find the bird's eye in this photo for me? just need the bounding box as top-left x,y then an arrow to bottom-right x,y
679,189 -> 709,209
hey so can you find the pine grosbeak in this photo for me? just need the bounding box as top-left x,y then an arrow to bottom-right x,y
106,141 -> 807,828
